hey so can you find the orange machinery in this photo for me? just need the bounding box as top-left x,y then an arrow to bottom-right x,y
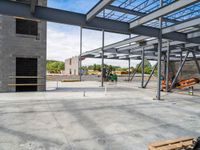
162,77 -> 200,90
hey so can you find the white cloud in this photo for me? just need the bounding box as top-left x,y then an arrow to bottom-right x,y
47,23 -> 153,67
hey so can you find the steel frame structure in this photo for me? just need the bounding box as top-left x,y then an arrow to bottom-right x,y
0,0 -> 199,99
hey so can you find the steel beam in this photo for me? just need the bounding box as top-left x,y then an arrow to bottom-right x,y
165,41 -> 170,92
128,34 -> 131,81
128,58 -> 131,81
79,27 -> 83,81
0,0 -> 199,44
101,30 -> 105,87
86,0 -> 114,22
170,51 -> 190,91
106,5 -> 179,24
156,0 -> 163,100
144,62 -> 158,88
141,47 -> 145,88
180,51 -> 183,76
30,0 -> 37,14
130,62 -> 142,81
130,0 -> 198,29
162,17 -> 200,34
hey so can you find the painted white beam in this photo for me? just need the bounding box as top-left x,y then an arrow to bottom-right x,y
119,55 -> 129,59
107,54 -> 117,58
162,17 -> 200,34
130,0 -> 198,29
86,0 -> 114,22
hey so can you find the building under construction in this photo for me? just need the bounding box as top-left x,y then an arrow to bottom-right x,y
0,0 -> 199,149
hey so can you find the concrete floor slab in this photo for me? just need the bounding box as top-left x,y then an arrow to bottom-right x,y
0,81 -> 199,150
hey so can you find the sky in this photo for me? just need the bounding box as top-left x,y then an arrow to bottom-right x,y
46,0 -> 144,67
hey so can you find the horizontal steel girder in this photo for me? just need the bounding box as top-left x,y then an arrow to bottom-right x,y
86,0 -> 114,22
129,0 -> 199,29
106,5 -> 179,24
0,0 -> 199,44
162,17 -> 200,34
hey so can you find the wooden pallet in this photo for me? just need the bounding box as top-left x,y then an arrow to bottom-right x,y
148,137 -> 194,150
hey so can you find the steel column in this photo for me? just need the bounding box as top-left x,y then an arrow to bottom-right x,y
170,51 -> 190,90
165,41 -> 170,92
79,27 -> 83,81
128,34 -> 131,81
101,29 -> 105,87
192,51 -> 200,74
128,58 -> 131,81
30,0 -> 37,14
156,0 -> 163,100
141,47 -> 145,88
180,51 -> 183,76
144,62 -> 158,88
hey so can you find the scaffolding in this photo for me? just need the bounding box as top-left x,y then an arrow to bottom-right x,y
0,0 -> 199,99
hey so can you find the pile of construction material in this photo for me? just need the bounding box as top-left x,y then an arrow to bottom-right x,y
148,137 -> 200,150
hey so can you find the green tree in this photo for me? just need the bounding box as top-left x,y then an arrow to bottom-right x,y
136,59 -> 152,74
46,60 -> 65,73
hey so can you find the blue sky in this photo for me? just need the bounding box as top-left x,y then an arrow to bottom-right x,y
46,0 -> 142,67
48,0 -> 99,14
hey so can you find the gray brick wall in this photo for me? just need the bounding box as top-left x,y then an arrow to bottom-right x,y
174,61 -> 200,80
162,60 -> 200,81
0,0 -> 47,92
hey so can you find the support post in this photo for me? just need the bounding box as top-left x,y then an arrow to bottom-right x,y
141,47 -> 145,88
128,34 -> 131,81
170,51 -> 190,91
144,62 -> 158,88
165,40 -> 170,92
128,57 -> 131,81
180,51 -> 183,76
192,51 -> 200,74
79,26 -> 83,81
156,0 -> 163,100
101,29 -> 105,87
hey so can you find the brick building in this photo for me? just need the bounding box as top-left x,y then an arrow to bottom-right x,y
0,0 -> 47,92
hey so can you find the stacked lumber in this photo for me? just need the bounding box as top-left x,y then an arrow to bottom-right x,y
148,137 -> 194,150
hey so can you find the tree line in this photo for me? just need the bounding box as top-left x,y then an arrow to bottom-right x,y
46,59 -> 156,74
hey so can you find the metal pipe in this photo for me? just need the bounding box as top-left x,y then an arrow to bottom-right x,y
128,58 -> 131,81
156,0 -> 163,100
101,29 -> 105,87
170,51 -> 190,91
141,47 -> 145,88
128,34 -> 131,81
144,62 -> 158,88
79,26 -> 83,81
165,40 -> 170,92
180,51 -> 183,77
192,51 -> 200,74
